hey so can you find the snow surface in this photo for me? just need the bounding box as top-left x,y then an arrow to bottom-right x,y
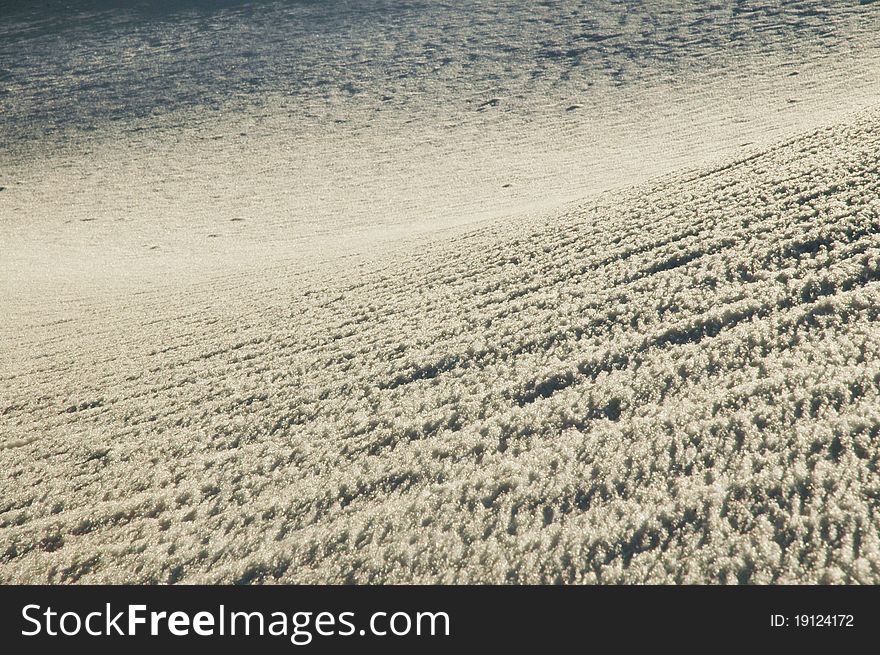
1,1 -> 880,583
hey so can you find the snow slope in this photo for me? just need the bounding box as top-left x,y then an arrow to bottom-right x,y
3,107 -> 880,583
2,1 -> 880,583
3,1 -> 879,305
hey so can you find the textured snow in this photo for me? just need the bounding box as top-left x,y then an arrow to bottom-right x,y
1,1 -> 880,583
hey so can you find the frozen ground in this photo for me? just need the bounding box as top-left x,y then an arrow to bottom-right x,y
1,1 -> 880,583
